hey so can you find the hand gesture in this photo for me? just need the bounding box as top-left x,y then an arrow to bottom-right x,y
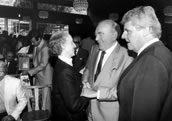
80,87 -> 97,98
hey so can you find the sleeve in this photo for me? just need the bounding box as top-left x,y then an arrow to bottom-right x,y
132,56 -> 169,121
82,68 -> 89,83
28,47 -> 49,76
11,80 -> 27,120
57,69 -> 89,113
98,87 -> 117,101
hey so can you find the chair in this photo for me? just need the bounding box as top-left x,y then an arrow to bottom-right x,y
21,84 -> 51,121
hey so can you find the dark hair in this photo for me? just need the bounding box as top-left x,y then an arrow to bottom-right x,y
43,34 -> 51,42
28,29 -> 43,41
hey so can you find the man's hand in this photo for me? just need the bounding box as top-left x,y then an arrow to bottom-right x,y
81,87 -> 97,98
82,82 -> 91,88
2,115 -> 15,121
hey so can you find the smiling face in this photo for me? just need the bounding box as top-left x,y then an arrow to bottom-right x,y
62,35 -> 76,58
95,22 -> 117,50
121,21 -> 146,53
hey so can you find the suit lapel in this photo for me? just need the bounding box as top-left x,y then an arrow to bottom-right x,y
94,43 -> 121,86
118,56 -> 138,83
92,46 -> 100,79
118,41 -> 163,85
88,45 -> 99,86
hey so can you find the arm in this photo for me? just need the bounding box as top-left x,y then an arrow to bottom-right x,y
98,87 -> 117,100
28,47 -> 49,76
82,67 -> 89,83
81,86 -> 117,101
11,80 -> 27,120
58,68 -> 89,113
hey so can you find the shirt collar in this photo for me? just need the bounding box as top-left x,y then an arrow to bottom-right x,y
58,55 -> 73,66
105,42 -> 117,54
137,38 -> 159,56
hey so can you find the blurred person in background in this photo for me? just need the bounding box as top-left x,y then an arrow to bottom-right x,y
5,51 -> 18,75
72,35 -> 89,73
22,29 -> 53,112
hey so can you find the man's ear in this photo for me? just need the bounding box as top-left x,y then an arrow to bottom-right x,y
143,26 -> 151,37
112,32 -> 118,39
61,43 -> 65,49
38,38 -> 41,42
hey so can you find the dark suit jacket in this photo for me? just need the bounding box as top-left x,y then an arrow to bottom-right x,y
7,59 -> 18,74
52,58 -> 89,121
72,48 -> 89,72
117,41 -> 172,121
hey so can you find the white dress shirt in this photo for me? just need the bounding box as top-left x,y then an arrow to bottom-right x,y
96,42 -> 117,99
137,38 -> 159,56
58,55 -> 73,66
0,78 -> 5,113
95,42 -> 117,74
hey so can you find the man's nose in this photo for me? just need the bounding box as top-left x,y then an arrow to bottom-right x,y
121,32 -> 126,39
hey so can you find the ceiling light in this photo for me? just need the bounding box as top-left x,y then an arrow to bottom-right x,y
164,6 -> 172,16
73,0 -> 88,11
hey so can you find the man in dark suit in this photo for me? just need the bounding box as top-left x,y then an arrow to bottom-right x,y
72,35 -> 89,73
117,6 -> 172,121
5,51 -> 18,74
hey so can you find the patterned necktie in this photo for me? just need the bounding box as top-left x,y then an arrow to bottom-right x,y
94,50 -> 106,82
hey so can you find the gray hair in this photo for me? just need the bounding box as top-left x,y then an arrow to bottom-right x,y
49,31 -> 70,56
97,19 -> 121,39
121,6 -> 161,38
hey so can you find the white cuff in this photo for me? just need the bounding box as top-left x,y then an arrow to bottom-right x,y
97,90 -> 100,99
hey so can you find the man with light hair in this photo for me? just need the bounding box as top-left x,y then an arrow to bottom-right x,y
0,60 -> 27,121
117,6 -> 172,121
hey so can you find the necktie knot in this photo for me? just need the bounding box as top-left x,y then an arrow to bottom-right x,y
101,50 -> 106,55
